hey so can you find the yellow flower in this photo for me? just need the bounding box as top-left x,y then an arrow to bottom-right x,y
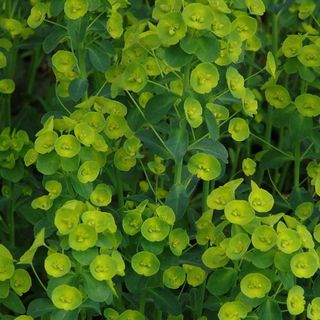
287,285 -> 305,315
45,180 -> 62,199
307,297 -> 320,320
89,254 -> 117,281
182,264 -> 206,287
68,224 -> 97,251
231,15 -> 257,41
290,251 -> 318,278
245,0 -> 265,15
0,79 -> 16,94
248,181 -> 274,213
277,228 -> 301,254
228,118 -> 250,142
265,85 -> 291,109
141,217 -> 170,242
90,184 -> 112,207
44,253 -> 71,278
224,200 -> 255,225
169,228 -> 189,256
10,269 -> 32,296
131,251 -> 160,277
34,131 -> 58,154
218,301 -> 251,320
77,160 -> 100,183
252,225 -> 277,252
242,158 -> 256,176
295,93 -> 320,118
82,210 -> 116,233
64,0 -> 88,20
202,246 -> 229,269
190,62 -> 219,94
156,205 -> 175,226
240,273 -> 271,298
51,284 -> 82,310
298,44 -> 320,67
226,233 -> 251,260
163,266 -> 186,289
27,3 -> 47,29
182,3 -> 212,30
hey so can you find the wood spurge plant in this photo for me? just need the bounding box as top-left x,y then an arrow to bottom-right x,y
1,0 -> 320,319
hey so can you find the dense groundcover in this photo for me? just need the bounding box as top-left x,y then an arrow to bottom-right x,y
0,0 -> 320,319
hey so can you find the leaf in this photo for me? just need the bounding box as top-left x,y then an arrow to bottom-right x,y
288,111 -> 313,141
144,94 -> 177,125
257,298 -> 282,320
180,33 -> 197,54
36,152 -> 60,175
50,0 -> 65,16
165,125 -> 189,163
298,65 -> 315,82
82,273 -> 113,303
137,130 -> 171,160
70,175 -> 93,199
249,249 -> 275,269
0,281 -> 9,299
50,310 -> 79,320
0,159 -> 24,182
278,271 -> 295,290
204,108 -> 219,141
188,138 -> 228,163
164,44 -> 193,68
81,300 -> 101,315
165,184 -> 189,221
18,228 -> 45,265
206,268 -> 237,296
27,298 -> 55,318
195,35 -> 220,62
88,45 -> 110,72
260,150 -> 292,170
60,155 -> 80,172
67,17 -> 88,50
72,248 -> 98,266
148,288 -> 181,315
0,291 -> 26,314
43,27 -> 67,54
265,51 -> 276,78
69,78 -> 89,102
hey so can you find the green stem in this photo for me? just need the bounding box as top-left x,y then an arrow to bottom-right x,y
78,44 -> 88,100
174,159 -> 183,185
271,13 -> 279,65
155,309 -> 162,320
116,170 -> 124,208
294,142 -> 300,190
31,264 -> 47,292
8,186 -> 15,249
27,46 -> 42,96
202,181 -> 210,212
139,290 -> 146,314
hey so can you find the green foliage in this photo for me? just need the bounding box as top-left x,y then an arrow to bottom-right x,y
1,0 -> 320,319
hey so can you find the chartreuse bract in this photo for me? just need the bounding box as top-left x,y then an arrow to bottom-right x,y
1,0 -> 320,319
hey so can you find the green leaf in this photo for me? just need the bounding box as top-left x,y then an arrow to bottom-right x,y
165,184 -> 189,221
164,44 -> 192,68
0,159 -> 24,182
70,175 -> 93,199
195,35 -> 220,62
298,65 -> 315,82
165,125 -> 189,163
0,291 -> 25,314
47,274 -> 77,297
260,150 -> 291,170
36,152 -> 60,175
88,45 -> 110,72
72,248 -> 98,266
265,51 -> 276,78
257,298 -> 282,320
82,273 -> 113,303
148,288 -> 182,315
50,0 -> 65,16
274,251 -> 292,272
137,130 -> 171,160
82,300 -> 101,315
50,310 -> 79,320
61,155 -> 80,172
43,27 -> 67,54
27,298 -> 55,318
188,138 -> 228,163
180,34 -> 220,62
144,94 -> 177,125
288,111 -> 313,141
278,271 -> 295,291
204,108 -> 219,141
0,281 -> 9,299
69,78 -> 89,102
67,17 -> 88,50
248,249 -> 275,269
206,268 -> 237,296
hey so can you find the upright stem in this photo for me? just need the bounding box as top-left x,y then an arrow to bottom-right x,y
294,142 -> 300,190
202,181 -> 210,212
174,159 -> 183,185
116,170 -> 124,208
78,44 -> 88,100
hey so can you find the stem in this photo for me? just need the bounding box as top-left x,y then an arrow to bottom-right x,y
116,170 -> 124,208
31,264 -> 47,292
8,184 -> 15,249
139,290 -> 146,314
294,142 -> 300,190
202,181 -> 210,212
78,44 -> 88,100
174,159 -> 183,185
155,309 -> 162,320
271,13 -> 279,65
